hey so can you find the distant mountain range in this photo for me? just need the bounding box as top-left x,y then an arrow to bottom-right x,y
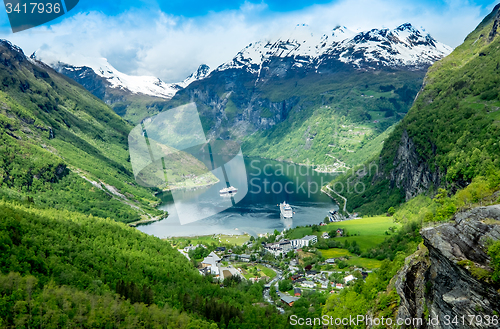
34,22 -> 450,104
31,52 -> 211,124
31,53 -> 211,100
217,23 -> 451,78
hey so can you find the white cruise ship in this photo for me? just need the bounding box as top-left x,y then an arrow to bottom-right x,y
280,202 -> 293,218
220,186 -> 238,195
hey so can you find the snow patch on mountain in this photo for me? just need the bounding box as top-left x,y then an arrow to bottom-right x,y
33,51 -> 210,99
178,64 -> 212,88
218,23 -> 452,74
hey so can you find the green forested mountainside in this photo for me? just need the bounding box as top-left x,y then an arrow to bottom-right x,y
0,40 -> 163,223
329,5 -> 500,214
169,67 -> 424,167
105,90 -> 171,125
0,201 -> 287,328
242,70 -> 422,166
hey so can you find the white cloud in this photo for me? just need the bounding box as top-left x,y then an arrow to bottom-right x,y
0,0 -> 490,82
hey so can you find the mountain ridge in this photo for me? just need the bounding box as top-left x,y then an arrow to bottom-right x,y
215,23 -> 452,79
31,51 -> 211,124
327,3 -> 500,215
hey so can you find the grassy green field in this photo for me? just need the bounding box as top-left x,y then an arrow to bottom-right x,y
320,249 -> 352,258
257,265 -> 277,278
323,216 -> 400,236
220,234 -> 251,245
287,216 -> 399,249
234,263 -> 276,280
288,227 -> 314,239
346,256 -> 382,269
290,216 -> 401,269
325,216 -> 399,251
337,236 -> 388,251
319,248 -> 382,269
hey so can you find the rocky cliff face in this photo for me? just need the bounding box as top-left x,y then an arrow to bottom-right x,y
174,67 -> 301,141
389,130 -> 442,201
396,205 -> 500,328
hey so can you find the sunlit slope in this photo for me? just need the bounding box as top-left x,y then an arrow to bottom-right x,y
0,40 -> 161,222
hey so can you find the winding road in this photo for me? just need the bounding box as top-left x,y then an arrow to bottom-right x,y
323,185 -> 350,215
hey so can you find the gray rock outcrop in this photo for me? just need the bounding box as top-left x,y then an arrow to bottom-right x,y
390,130 -> 442,201
396,205 -> 500,328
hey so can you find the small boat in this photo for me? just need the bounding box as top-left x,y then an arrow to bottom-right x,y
279,202 -> 293,218
220,186 -> 238,195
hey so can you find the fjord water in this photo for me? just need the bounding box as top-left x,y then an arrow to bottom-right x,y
138,158 -> 339,238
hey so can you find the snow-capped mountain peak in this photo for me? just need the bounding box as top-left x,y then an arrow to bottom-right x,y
330,25 -> 357,42
335,23 -> 452,68
179,64 -> 211,88
31,52 -> 209,99
31,52 -> 181,99
217,23 -> 452,75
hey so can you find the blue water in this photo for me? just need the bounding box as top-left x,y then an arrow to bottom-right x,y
137,158 -> 339,238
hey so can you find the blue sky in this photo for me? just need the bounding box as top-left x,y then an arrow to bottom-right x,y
49,0 -> 497,18
0,0 -> 498,81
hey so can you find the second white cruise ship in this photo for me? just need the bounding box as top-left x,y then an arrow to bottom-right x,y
280,202 -> 293,218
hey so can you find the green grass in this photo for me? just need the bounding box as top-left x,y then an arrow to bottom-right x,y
319,248 -> 383,269
220,234 -> 251,245
256,265 -> 277,278
323,216 -> 400,236
320,248 -> 383,269
341,236 -> 388,251
287,216 -> 400,254
346,256 -> 383,269
169,235 -> 218,248
320,249 -> 353,258
287,227 -> 313,239
235,263 -> 276,279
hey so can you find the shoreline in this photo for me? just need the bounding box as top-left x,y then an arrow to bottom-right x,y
162,232 -> 248,239
245,155 -> 346,175
129,214 -> 167,227
156,178 -> 220,194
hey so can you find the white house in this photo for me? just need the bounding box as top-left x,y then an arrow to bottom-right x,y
201,252 -> 222,276
301,281 -> 316,288
301,235 -> 318,246
344,274 -> 356,284
184,244 -> 205,253
289,235 -> 318,249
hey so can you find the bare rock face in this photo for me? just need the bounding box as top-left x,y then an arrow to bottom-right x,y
390,130 -> 442,201
488,4 -> 500,42
396,205 -> 500,328
395,244 -> 431,327
182,78 -> 300,141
